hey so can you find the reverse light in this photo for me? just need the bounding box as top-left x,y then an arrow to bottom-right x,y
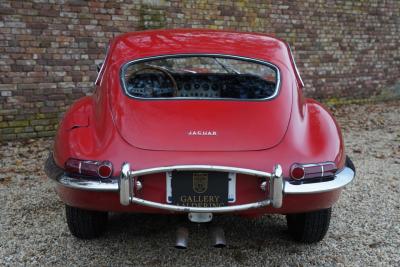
290,162 -> 337,180
65,158 -> 113,179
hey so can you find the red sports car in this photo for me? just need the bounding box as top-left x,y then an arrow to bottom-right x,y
45,29 -> 355,245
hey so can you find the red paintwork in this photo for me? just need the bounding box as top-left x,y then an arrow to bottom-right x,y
112,95 -> 291,151
53,29 -> 346,215
109,30 -> 293,151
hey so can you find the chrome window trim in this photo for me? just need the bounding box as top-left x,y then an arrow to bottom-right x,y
95,43 -> 111,86
287,44 -> 304,88
119,54 -> 281,102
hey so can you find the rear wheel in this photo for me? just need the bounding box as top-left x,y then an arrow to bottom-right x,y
65,205 -> 108,239
346,156 -> 356,172
286,208 -> 331,243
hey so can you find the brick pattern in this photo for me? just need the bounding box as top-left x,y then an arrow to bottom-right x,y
0,0 -> 399,141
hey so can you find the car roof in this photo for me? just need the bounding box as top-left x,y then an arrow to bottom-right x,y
107,29 -> 291,68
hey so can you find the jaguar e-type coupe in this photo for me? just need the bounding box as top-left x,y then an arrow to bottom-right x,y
45,29 -> 355,244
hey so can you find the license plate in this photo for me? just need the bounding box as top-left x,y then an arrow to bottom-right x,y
171,171 -> 228,207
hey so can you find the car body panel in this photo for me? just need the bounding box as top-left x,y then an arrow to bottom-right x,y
109,81 -> 293,151
107,30 -> 295,152
107,29 -> 292,67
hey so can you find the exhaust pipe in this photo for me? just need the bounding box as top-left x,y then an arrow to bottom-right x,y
175,226 -> 189,249
210,226 -> 226,248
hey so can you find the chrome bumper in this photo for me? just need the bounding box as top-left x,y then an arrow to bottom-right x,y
50,163 -> 354,212
119,164 -> 284,212
57,175 -> 119,191
284,167 -> 355,194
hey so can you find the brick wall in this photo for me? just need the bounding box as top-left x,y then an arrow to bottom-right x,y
0,0 -> 399,141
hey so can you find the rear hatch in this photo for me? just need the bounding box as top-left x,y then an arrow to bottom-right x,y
110,98 -> 292,151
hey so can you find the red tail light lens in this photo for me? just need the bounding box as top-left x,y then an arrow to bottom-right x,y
290,162 -> 337,180
98,161 -> 113,178
65,158 -> 113,179
290,165 -> 305,180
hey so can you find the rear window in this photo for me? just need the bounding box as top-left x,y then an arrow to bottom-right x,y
121,55 -> 279,100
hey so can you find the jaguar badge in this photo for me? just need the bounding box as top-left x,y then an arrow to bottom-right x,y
188,130 -> 217,136
192,173 -> 208,193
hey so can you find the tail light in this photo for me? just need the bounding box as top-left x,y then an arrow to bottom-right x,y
65,158 -> 113,179
290,162 -> 337,180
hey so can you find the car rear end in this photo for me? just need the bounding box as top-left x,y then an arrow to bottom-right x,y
46,29 -> 355,243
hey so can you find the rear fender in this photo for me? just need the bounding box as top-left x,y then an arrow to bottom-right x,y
53,97 -> 94,166
281,94 -> 345,168
54,93 -> 120,168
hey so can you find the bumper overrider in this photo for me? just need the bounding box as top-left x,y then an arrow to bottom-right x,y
45,155 -> 355,213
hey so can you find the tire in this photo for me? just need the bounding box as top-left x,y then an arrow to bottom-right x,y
345,156 -> 356,173
65,205 -> 108,239
286,208 -> 331,243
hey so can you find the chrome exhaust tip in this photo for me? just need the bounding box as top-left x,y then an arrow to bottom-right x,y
210,226 -> 226,248
175,226 -> 189,249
